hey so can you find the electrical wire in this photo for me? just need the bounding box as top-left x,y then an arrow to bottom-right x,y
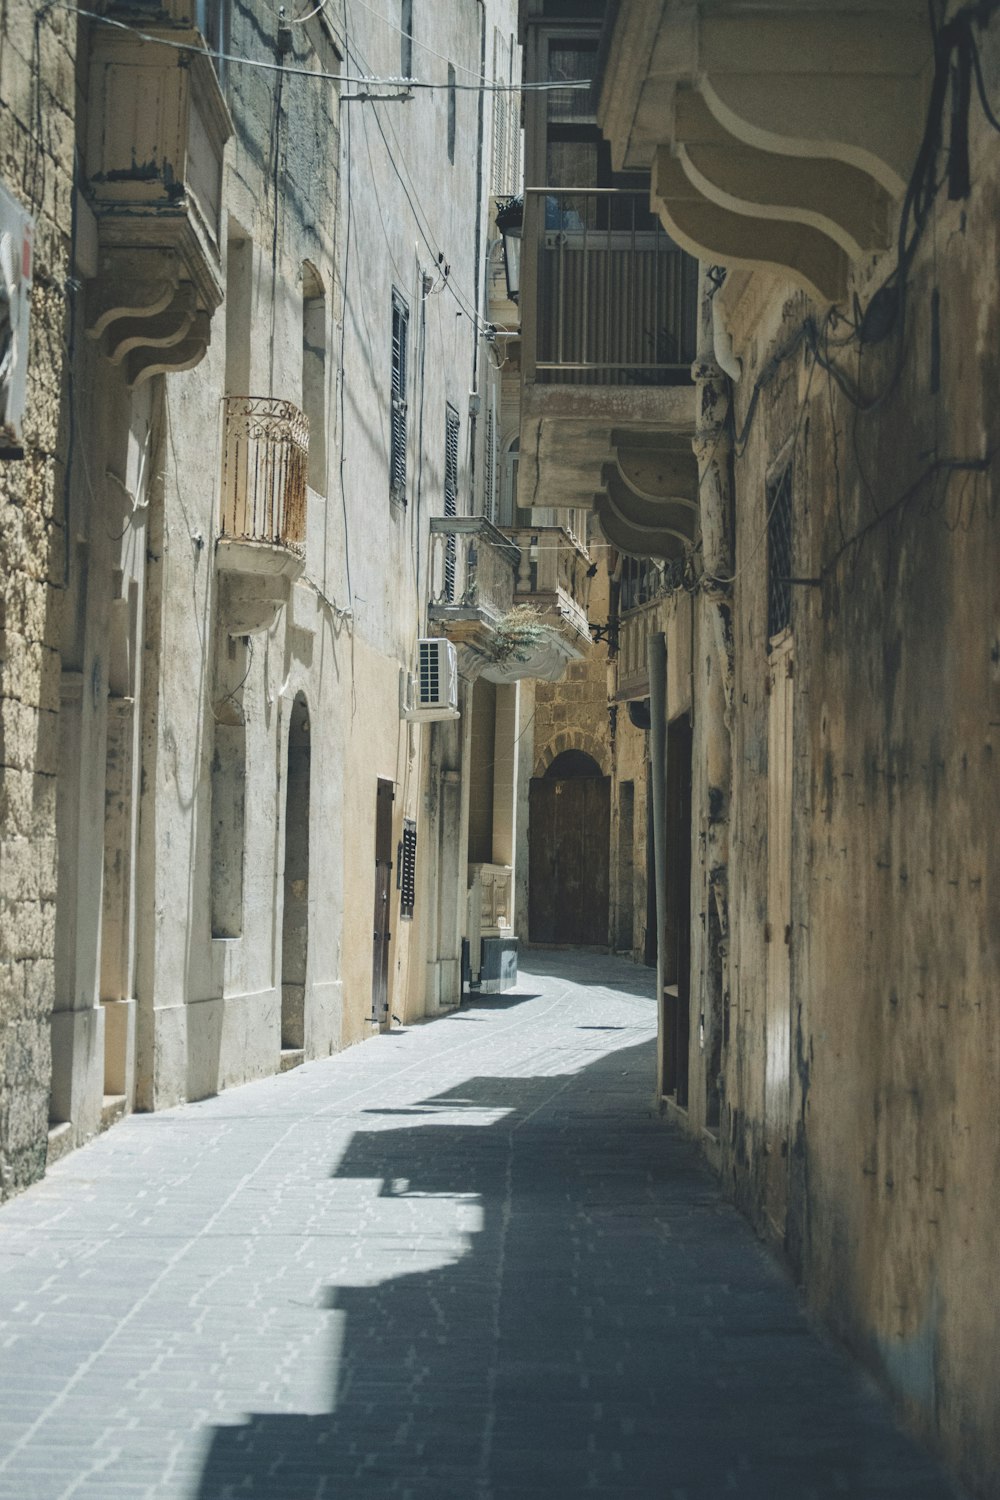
47,4 -> 584,91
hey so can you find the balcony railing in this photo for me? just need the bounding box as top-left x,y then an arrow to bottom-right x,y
220,398 -> 309,553
428,517 -> 519,623
522,188 -> 698,386
505,525 -> 591,642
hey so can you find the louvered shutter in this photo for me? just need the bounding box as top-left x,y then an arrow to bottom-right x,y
390,291 -> 408,500
444,404 -> 460,600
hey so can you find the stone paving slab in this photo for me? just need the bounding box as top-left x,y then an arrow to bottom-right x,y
0,951 -> 962,1500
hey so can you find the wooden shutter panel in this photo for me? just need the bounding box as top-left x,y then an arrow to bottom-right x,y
391,292 -> 408,500
398,818 -> 417,920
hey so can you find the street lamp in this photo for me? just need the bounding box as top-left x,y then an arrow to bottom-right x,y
495,195 -> 523,305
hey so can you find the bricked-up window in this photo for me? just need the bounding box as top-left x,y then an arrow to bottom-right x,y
398,818 -> 417,919
444,403 -> 460,599
767,463 -> 793,642
390,291 -> 409,502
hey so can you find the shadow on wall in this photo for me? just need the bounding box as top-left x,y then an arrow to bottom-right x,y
193,1036 -> 953,1500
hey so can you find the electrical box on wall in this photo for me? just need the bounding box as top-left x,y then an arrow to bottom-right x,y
0,181 -> 34,460
400,638 -> 461,722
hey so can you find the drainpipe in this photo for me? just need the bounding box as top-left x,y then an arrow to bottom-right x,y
471,0 -> 487,400
647,630 -> 668,1101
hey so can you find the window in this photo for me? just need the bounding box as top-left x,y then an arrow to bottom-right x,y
390,290 -> 409,502
445,404 -> 460,601
492,29 -> 521,196
398,818 -> 417,920
767,464 -> 793,641
400,0 -> 413,78
301,262 -> 326,495
447,64 -> 456,164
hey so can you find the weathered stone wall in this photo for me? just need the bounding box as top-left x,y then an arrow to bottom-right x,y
0,7 -> 75,1196
718,51 -> 1000,1494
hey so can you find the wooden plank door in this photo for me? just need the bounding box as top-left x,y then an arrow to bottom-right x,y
765,639 -> 794,1234
529,776 -> 610,945
372,779 -> 394,1024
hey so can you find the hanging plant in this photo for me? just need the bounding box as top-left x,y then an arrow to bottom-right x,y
489,604 -> 547,665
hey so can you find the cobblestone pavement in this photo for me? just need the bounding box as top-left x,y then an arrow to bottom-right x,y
0,951 -> 959,1500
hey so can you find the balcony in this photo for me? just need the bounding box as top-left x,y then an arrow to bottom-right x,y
613,561 -> 692,704
216,398 -> 309,634
505,524 -> 592,645
84,10 -> 232,384
519,188 -> 698,526
427,517 -> 518,673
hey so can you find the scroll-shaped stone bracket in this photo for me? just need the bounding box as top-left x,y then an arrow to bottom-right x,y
127,312 -> 211,388
674,88 -> 893,263
85,249 -> 182,339
105,285 -> 199,365
653,147 -> 850,305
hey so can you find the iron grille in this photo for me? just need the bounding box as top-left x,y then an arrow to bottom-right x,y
390,290 -> 409,501
220,397 -> 309,551
398,818 -> 417,920
767,464 -> 793,641
444,404 -> 460,600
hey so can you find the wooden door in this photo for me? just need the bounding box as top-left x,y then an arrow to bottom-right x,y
765,638 -> 794,1233
528,776 -> 610,945
372,779 -> 394,1024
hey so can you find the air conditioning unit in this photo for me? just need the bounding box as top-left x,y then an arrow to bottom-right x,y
0,182 -> 33,459
400,637 -> 460,722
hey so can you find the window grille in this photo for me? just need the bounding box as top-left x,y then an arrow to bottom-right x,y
444,404 -> 460,599
767,464 -> 793,641
390,291 -> 409,501
398,818 -> 417,919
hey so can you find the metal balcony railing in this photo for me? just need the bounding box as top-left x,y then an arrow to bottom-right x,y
428,517 -> 519,620
522,188 -> 698,386
220,397 -> 309,552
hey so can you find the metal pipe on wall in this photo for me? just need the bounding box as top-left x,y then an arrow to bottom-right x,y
647,629 -> 669,1099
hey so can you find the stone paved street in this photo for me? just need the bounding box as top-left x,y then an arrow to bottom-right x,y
0,952 -> 959,1500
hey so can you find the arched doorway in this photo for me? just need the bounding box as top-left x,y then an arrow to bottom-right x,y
528,749 -> 610,946
281,693 -> 311,1054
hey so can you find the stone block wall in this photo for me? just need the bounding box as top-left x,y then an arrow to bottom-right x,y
0,6 -> 75,1197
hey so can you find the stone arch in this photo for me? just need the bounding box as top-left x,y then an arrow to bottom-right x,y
533,727 -> 611,781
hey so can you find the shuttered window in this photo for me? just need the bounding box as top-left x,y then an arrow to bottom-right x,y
390,290 -> 409,502
484,401 -> 496,523
444,403 -> 460,599
398,818 -> 417,920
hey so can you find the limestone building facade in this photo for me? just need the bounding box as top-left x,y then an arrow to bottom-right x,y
2,0 -> 577,1194
515,2 -> 1000,1494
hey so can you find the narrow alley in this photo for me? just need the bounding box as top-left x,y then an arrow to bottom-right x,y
0,953 -> 956,1500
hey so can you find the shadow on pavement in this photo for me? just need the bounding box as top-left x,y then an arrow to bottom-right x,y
194,1039 -> 953,1500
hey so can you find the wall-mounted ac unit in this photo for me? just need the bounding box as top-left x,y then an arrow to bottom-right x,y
0,182 -> 33,460
400,637 -> 460,722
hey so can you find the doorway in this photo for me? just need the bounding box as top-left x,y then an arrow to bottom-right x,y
528,750 -> 609,946
615,780 -> 634,952
372,778 -> 394,1025
281,693 -> 311,1053
663,715 -> 693,1105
